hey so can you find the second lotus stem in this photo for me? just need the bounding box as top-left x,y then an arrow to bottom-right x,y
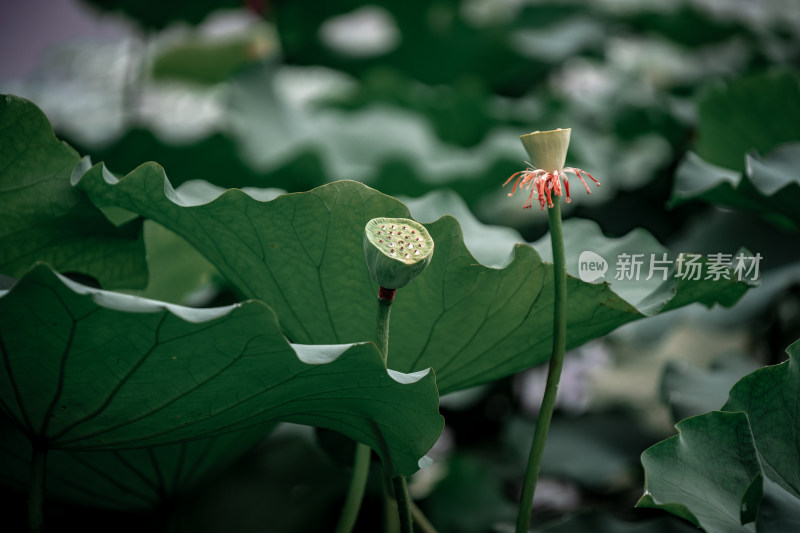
376,288 -> 414,533
335,286 -> 416,533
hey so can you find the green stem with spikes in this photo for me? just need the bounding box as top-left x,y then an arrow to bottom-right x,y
392,475 -> 413,533
515,196 -> 568,532
334,287 -> 398,533
334,442 -> 372,533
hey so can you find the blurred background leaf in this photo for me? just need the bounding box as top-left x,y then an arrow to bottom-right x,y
3,0 -> 800,530
693,70 -> 800,173
81,0 -> 243,30
669,70 -> 800,231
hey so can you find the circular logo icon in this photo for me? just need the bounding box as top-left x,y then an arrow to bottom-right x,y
578,251 -> 607,283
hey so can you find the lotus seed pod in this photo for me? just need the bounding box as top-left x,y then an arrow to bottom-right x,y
364,217 -> 434,289
519,128 -> 571,172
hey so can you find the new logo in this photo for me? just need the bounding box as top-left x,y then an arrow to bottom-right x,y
578,251 -> 607,282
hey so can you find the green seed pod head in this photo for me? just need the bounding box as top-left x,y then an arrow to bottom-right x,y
364,217 -> 434,289
519,128 -> 571,172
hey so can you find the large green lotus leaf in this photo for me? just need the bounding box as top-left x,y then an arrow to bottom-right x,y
400,189 -> 524,268
74,167 -> 750,393
0,95 -> 147,289
694,70 -> 800,174
638,341 -> 800,532
130,220 -> 222,305
129,182 -> 283,305
723,344 -> 800,507
669,145 -> 800,231
0,411 -> 270,510
638,411 -> 762,532
407,189 -> 751,316
0,264 -> 442,477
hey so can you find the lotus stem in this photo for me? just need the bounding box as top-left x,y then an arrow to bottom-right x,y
335,442 -> 373,533
393,475 -> 413,533
334,286 -> 397,533
515,196 -> 568,532
28,444 -> 47,533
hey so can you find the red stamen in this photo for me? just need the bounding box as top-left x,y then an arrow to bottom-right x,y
562,173 -> 571,203
551,172 -> 562,198
504,170 -> 526,196
564,167 -> 600,194
503,170 -> 527,187
506,166 -> 595,210
581,169 -> 600,185
524,188 -> 535,209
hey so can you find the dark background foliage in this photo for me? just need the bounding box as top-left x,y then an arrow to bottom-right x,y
1,0 -> 799,531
